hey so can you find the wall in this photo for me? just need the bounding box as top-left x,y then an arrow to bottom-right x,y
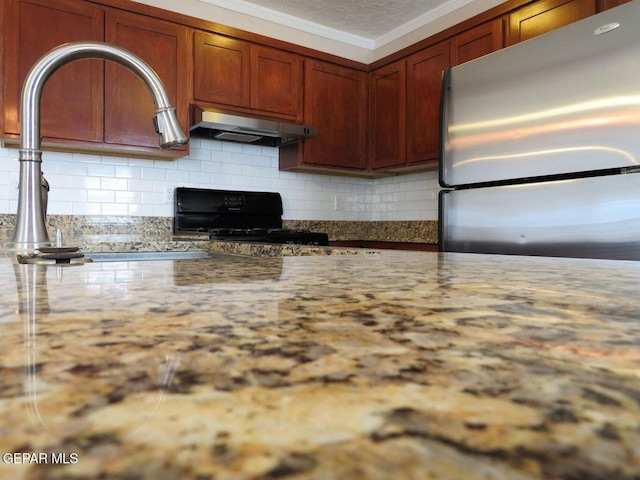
0,139 -> 440,222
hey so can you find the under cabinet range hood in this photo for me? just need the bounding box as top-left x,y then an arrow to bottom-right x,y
189,105 -> 316,147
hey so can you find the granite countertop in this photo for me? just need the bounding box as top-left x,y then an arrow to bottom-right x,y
0,215 -> 440,246
0,248 -> 639,479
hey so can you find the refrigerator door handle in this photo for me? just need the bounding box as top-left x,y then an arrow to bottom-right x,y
438,189 -> 450,252
439,67 -> 452,189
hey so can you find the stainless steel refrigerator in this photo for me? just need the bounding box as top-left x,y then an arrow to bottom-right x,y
439,1 -> 640,260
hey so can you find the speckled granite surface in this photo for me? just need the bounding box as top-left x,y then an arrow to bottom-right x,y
0,214 -> 174,245
283,220 -> 438,243
0,249 -> 639,479
0,215 -> 438,245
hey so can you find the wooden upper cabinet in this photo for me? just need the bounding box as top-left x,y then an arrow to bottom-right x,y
303,60 -> 367,170
280,59 -> 367,172
193,31 -> 250,108
406,41 -> 450,165
507,0 -> 596,45
369,21 -> 502,174
250,45 -> 302,119
104,9 -> 189,152
369,60 -> 406,170
3,0 -> 104,143
599,0 -> 631,10
451,19 -> 503,66
2,0 -> 188,158
193,31 -> 302,120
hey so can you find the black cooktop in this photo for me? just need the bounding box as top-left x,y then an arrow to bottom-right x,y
173,188 -> 329,246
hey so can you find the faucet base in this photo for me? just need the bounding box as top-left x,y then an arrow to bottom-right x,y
11,242 -> 53,254
12,154 -> 51,251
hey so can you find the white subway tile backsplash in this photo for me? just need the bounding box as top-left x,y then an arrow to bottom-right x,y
221,162 -> 243,175
251,176 -> 271,189
79,175 -> 104,190
87,163 -> 116,177
100,155 -> 130,165
70,202 -> 97,216
129,158 -> 151,167
71,152 -> 102,164
140,166 -> 167,181
241,165 -> 263,177
87,189 -> 115,203
251,155 -> 272,168
233,153 -> 254,165
131,203 -> 155,216
167,170 -> 191,184
128,179 -> 154,192
177,159 -> 202,171
101,203 -> 129,216
115,191 -> 142,204
141,190 -> 163,205
114,165 -> 141,179
46,174 -> 72,189
101,177 -> 128,191
185,147 -> 212,161
49,201 -> 73,214
221,142 -> 244,154
56,188 -> 87,203
57,160 -> 86,175
0,139 -> 441,221
201,160 -> 223,173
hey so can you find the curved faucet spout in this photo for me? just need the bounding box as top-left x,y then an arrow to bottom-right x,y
12,41 -> 189,251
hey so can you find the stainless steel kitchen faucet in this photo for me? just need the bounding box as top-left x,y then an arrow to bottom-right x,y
12,41 -> 188,252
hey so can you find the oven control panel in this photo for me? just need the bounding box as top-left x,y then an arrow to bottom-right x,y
222,194 -> 245,209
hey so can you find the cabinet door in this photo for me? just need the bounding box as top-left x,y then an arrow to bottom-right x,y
104,9 -> 189,151
3,0 -> 104,142
302,60 -> 367,170
250,45 -> 302,120
451,19 -> 503,66
599,0 -> 632,10
507,0 -> 596,45
193,31 -> 250,108
406,41 -> 450,165
369,60 -> 406,170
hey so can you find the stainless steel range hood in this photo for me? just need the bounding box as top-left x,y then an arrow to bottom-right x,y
189,105 -> 316,147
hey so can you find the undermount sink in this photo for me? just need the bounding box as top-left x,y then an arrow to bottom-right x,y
84,251 -> 214,262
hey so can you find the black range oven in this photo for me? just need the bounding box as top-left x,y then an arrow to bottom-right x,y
173,187 -> 329,246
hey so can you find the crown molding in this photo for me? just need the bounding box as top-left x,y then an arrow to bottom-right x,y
197,0 -> 479,52
134,0 -> 502,63
373,0 -> 477,49
198,0 -> 376,49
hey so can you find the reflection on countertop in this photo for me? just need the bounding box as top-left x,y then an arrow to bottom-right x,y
0,249 -> 639,479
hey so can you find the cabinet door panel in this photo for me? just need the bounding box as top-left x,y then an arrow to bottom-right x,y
369,61 -> 406,170
451,19 -> 503,66
406,41 -> 449,165
251,45 -> 302,119
600,0 -> 631,10
508,0 -> 596,44
104,9 -> 189,150
303,60 -> 367,170
3,0 -> 104,142
193,31 -> 250,108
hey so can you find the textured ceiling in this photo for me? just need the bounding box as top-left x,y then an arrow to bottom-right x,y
227,0 -> 453,39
